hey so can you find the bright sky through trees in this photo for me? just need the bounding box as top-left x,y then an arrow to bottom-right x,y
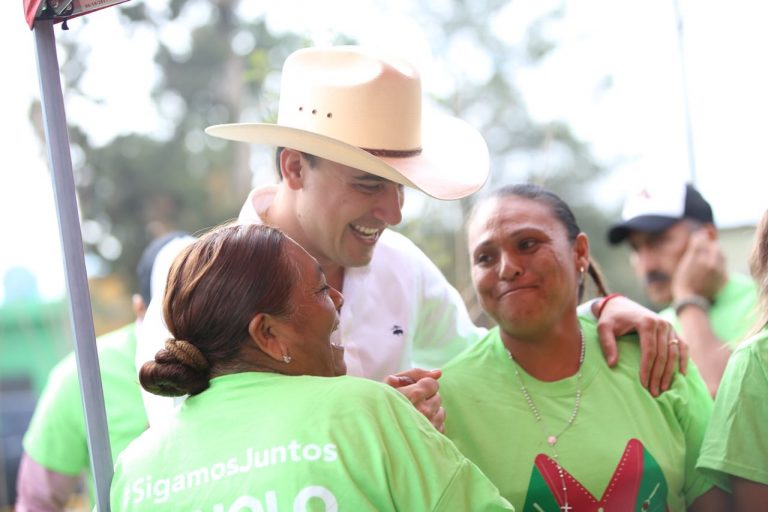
1,0 -> 766,303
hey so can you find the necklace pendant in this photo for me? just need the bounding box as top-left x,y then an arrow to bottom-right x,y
547,435 -> 557,446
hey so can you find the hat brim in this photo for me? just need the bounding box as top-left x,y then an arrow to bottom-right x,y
608,216 -> 680,245
205,114 -> 489,201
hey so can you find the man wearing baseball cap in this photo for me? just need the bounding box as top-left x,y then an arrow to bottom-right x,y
138,46 -> 683,430
609,180 -> 757,395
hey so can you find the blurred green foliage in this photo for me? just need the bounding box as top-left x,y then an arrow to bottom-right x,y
47,0 -> 647,324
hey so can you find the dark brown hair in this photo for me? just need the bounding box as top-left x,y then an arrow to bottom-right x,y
749,209 -> 768,334
139,223 -> 296,397
471,183 -> 610,301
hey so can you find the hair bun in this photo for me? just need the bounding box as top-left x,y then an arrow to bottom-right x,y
164,338 -> 210,372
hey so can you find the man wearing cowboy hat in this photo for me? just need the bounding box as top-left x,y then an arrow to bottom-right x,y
137,46 -> 683,430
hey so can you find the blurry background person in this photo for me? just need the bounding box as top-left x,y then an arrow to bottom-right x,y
15,232 -> 188,512
441,184 -> 728,511
0,267 -> 70,507
696,208 -> 768,510
112,222 -> 513,511
607,180 -> 757,395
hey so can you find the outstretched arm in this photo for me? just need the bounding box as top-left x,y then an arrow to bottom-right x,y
729,477 -> 768,512
687,485 -> 730,512
674,305 -> 729,397
671,229 -> 731,397
591,295 -> 688,396
15,452 -> 81,512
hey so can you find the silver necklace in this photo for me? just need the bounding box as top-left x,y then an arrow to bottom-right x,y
507,330 -> 585,512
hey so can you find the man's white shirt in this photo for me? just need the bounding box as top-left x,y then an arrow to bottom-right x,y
136,185 -> 484,426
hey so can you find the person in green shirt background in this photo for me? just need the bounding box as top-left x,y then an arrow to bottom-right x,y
697,208 -> 768,510
440,184 -> 729,511
608,180 -> 758,396
112,222 -> 514,511
15,231 -> 188,511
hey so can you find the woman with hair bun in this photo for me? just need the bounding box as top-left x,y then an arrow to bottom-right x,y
110,222 -> 513,511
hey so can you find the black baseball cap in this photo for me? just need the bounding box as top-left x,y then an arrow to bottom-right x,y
608,182 -> 714,245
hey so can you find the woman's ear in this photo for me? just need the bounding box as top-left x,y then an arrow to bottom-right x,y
574,232 -> 591,272
248,313 -> 286,362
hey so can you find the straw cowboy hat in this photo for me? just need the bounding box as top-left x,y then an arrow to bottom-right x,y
205,46 -> 489,200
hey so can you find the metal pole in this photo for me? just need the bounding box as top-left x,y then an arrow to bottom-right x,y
32,19 -> 113,511
672,0 -> 698,185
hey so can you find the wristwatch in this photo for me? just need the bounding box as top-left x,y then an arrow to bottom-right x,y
672,295 -> 711,315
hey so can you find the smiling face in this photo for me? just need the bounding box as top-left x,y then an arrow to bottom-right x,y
293,155 -> 405,271
468,196 -> 589,340
272,240 -> 346,377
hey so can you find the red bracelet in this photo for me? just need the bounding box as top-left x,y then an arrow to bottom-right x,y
596,293 -> 624,317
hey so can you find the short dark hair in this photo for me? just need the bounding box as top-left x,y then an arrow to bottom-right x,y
135,231 -> 189,305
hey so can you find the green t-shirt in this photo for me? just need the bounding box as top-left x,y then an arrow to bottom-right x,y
0,298 -> 72,394
22,323 -> 148,496
441,317 -> 717,511
697,329 -> 768,488
660,273 -> 758,349
111,372 -> 514,511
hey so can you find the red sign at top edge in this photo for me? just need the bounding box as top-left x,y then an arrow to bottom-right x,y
25,0 -> 130,30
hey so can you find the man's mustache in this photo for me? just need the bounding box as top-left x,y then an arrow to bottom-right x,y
644,271 -> 670,285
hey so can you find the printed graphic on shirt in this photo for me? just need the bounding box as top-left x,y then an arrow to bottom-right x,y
392,325 -> 404,336
522,438 -> 668,511
120,440 -> 338,508
191,486 -> 337,512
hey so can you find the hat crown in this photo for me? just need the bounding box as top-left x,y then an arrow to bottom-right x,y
621,182 -> 688,221
205,45 -> 490,200
277,46 -> 422,152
